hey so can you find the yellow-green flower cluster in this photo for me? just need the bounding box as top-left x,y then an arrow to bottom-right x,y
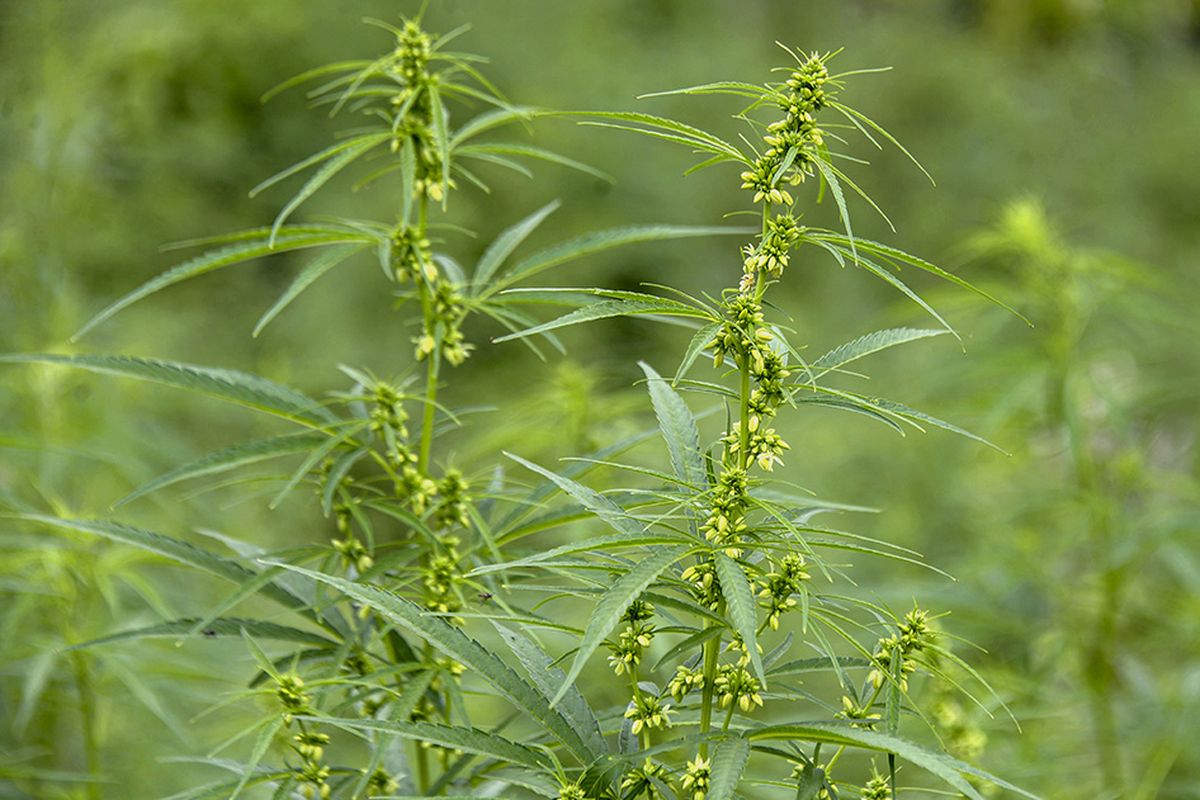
557,781 -> 589,800
435,468 -> 471,528
422,539 -> 465,616
680,559 -> 722,611
606,599 -> 656,675
739,51 -> 833,205
667,665 -> 706,702
620,758 -> 674,800
867,608 -> 936,691
275,673 -> 313,723
680,755 -> 711,800
714,664 -> 764,712
365,769 -> 399,798
758,553 -> 810,630
836,694 -> 882,728
624,693 -> 673,734
390,225 -> 435,285
860,770 -> 892,800
700,466 -> 750,557
743,213 -> 803,278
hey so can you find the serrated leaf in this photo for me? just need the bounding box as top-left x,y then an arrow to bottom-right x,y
305,717 -> 551,771
675,323 -> 721,384
551,546 -> 687,706
472,201 -> 561,292
708,735 -> 751,800
494,296 -> 708,343
811,328 -> 947,377
484,225 -> 745,298
253,244 -> 367,336
269,132 -> 391,243
748,724 -> 1040,800
505,453 -> 647,538
74,228 -> 370,338
271,564 -> 599,764
62,617 -> 336,651
494,624 -> 609,758
714,554 -> 765,686
14,515 -> 314,621
116,433 -> 327,507
639,362 -> 706,489
0,354 -> 335,423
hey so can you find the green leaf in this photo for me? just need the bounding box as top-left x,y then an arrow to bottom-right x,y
714,554 -> 765,686
504,453 -> 646,538
253,244 -> 367,336
458,143 -> 613,182
494,624 -> 609,758
229,718 -> 283,800
639,362 -> 706,489
116,433 -> 327,507
269,132 -> 392,243
0,354 -> 336,424
708,735 -> 751,800
494,295 -> 708,343
572,111 -> 745,159
14,515 -> 314,620
74,227 -> 370,338
812,155 -> 855,262
62,617 -> 336,651
748,724 -> 1040,800
305,717 -> 552,771
484,225 -> 745,298
270,564 -> 600,765
811,328 -> 947,377
472,201 -> 561,292
674,323 -> 721,384
551,546 -> 687,707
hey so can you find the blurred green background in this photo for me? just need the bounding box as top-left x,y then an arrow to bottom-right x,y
2,1 -> 1198,798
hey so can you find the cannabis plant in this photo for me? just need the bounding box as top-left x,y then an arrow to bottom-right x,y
271,46 -> 1035,800
2,13 -> 1036,800
1,12 -> 730,799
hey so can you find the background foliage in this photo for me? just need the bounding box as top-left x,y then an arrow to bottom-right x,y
2,1 -> 1198,798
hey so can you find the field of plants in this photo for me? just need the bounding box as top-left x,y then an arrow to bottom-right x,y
2,2 -> 1198,799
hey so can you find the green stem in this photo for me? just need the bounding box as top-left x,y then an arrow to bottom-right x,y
70,652 -> 100,800
697,624 -> 721,758
419,350 -> 440,473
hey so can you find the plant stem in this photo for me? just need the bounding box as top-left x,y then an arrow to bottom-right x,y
419,349 -> 440,473
698,630 -> 720,758
70,651 -> 100,800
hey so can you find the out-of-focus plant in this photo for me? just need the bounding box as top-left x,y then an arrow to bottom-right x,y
940,199 -> 1200,798
1,11 -> 732,799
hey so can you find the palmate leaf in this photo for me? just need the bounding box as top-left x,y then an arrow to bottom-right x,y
810,328 -> 948,378
493,624 -> 609,759
61,617 -> 336,651
714,554 -> 765,686
0,354 -> 337,424
73,225 -> 372,338
572,111 -> 747,160
469,531 -> 694,577
271,564 -> 600,765
481,225 -> 746,299
639,362 -> 707,489
301,717 -> 552,771
708,735 -> 751,800
749,724 -> 1040,800
549,545 -> 688,707
116,432 -> 328,507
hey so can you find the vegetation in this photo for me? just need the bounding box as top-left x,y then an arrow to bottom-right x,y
2,3 -> 1196,799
